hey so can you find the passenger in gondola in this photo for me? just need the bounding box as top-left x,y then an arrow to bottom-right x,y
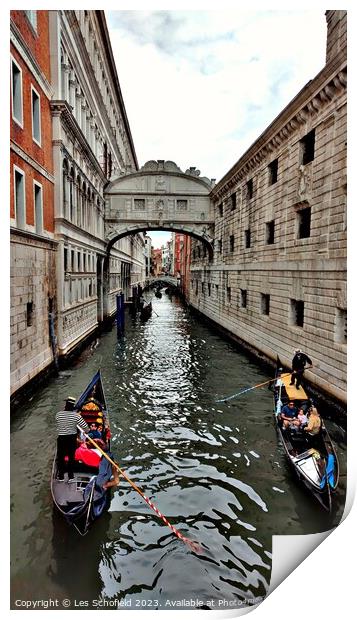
290,349 -> 312,389
88,422 -> 102,440
280,401 -> 298,429
304,406 -> 321,436
296,407 -> 308,428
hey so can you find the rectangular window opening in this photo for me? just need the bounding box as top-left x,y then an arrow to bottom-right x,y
240,289 -> 247,308
231,193 -> 236,211
261,293 -> 270,316
34,182 -> 43,234
335,308 -> 347,344
229,234 -> 235,253
11,59 -> 23,126
298,207 -> 311,239
300,129 -> 316,165
266,220 -> 275,245
247,179 -> 253,200
244,229 -> 251,248
291,299 -> 304,327
268,159 -> 279,185
14,168 -> 25,229
26,302 -> 34,327
31,87 -> 41,145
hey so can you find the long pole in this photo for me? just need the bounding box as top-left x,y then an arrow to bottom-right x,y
78,427 -> 201,553
216,367 -> 312,403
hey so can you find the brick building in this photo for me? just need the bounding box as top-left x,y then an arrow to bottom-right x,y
10,11 -> 57,395
188,10 -> 347,403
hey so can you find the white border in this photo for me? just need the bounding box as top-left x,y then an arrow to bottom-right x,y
31,84 -> 42,147
10,54 -> 23,128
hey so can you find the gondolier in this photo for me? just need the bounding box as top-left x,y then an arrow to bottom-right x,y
55,397 -> 90,482
290,349 -> 312,389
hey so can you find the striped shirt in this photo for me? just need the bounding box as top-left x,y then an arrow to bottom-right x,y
56,410 -> 90,436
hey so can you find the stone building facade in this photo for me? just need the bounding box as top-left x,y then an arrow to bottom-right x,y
48,10 -> 144,357
10,11 -> 57,395
188,10 -> 347,403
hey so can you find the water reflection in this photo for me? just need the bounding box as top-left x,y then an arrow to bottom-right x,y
10,292 -> 346,609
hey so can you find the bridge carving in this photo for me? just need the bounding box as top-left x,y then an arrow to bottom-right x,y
104,160 -> 215,258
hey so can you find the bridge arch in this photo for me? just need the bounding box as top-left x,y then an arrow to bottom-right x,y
104,160 -> 215,259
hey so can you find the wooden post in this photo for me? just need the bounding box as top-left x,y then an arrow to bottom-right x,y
116,293 -> 122,338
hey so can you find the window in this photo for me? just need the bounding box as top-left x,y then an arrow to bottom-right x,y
244,229 -> 251,248
208,283 -> 211,297
240,289 -> 247,308
71,250 -> 75,271
217,239 -> 222,254
33,181 -> 43,234
11,58 -> 23,126
218,203 -> 223,217
26,302 -> 34,327
229,235 -> 235,252
201,281 -> 205,294
134,199 -> 145,210
298,207 -> 311,239
268,159 -> 278,185
226,287 -> 231,303
231,193 -> 236,211
24,10 -> 37,31
14,167 -> 26,229
247,179 -> 253,199
335,308 -> 347,344
291,299 -> 304,327
300,129 -> 315,165
31,86 -> 41,145
261,293 -> 270,316
64,248 -> 68,272
266,220 -> 275,245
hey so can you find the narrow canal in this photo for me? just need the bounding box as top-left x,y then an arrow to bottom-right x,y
10,293 -> 346,610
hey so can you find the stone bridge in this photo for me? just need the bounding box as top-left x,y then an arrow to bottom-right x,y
104,160 -> 216,258
146,275 -> 179,287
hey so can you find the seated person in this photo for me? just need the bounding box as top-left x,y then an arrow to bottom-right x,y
295,407 -> 308,428
304,407 -> 321,436
88,422 -> 102,440
280,401 -> 298,429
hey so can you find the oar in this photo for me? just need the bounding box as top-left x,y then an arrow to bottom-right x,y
216,365 -> 313,403
77,426 -> 201,553
216,371 -> 293,403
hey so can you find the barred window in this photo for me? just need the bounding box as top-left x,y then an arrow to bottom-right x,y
134,199 -> 145,210
177,199 -> 188,211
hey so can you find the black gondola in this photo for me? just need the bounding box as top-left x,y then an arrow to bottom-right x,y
51,370 -> 114,535
140,301 -> 152,321
273,363 -> 339,512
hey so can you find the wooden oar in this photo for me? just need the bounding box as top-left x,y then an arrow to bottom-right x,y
143,298 -> 159,317
78,426 -> 201,553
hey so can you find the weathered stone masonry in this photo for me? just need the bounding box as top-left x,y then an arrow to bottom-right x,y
188,10 -> 347,404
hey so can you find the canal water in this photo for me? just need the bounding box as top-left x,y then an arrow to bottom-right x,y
10,293 -> 346,610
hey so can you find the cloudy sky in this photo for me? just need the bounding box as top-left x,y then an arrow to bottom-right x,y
106,8 -> 327,247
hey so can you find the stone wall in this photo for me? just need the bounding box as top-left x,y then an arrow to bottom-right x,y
188,11 -> 347,404
10,232 -> 57,394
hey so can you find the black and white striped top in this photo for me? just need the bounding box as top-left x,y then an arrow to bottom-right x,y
56,410 -> 90,436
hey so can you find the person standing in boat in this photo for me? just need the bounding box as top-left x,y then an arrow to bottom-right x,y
290,349 -> 312,389
56,397 -> 90,482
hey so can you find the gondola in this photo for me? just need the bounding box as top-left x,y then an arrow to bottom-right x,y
51,370 -> 115,535
140,301 -> 152,321
273,363 -> 339,512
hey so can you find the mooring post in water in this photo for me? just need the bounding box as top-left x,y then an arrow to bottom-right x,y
116,294 -> 122,338
120,292 -> 125,333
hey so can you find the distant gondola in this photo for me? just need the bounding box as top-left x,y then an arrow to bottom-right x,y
273,362 -> 339,512
140,301 -> 152,321
51,370 -> 115,535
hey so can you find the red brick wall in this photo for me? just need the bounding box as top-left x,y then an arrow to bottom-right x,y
10,11 -> 53,233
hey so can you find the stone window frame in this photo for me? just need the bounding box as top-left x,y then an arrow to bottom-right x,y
246,178 -> 253,200
335,308 -> 347,344
268,158 -> 279,185
31,84 -> 41,147
300,128 -> 316,166
24,10 -> 37,33
11,55 -> 23,128
229,234 -> 235,253
240,289 -> 247,309
33,179 -> 43,235
296,205 -> 311,239
26,301 -> 34,327
13,164 -> 26,230
244,228 -> 251,249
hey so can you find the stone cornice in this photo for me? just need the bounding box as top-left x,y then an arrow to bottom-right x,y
11,141 -> 55,183
10,21 -> 53,100
51,99 -> 107,183
10,227 -> 58,249
212,50 -> 347,199
190,257 -> 346,273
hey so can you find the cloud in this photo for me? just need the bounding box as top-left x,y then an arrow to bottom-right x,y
107,10 -> 326,181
